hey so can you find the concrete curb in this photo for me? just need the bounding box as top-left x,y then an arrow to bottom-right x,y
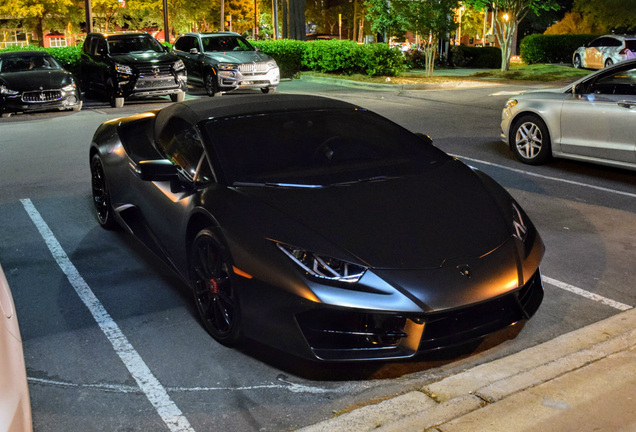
296,307 -> 636,432
298,74 -> 504,90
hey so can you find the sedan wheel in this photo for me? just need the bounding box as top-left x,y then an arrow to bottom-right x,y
605,58 -> 613,68
90,154 -> 117,229
573,54 -> 582,69
190,230 -> 241,345
511,115 -> 551,165
204,72 -> 217,97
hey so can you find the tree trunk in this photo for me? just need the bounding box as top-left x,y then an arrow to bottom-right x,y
287,0 -> 306,40
36,16 -> 44,47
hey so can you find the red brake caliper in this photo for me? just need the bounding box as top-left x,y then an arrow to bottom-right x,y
209,278 -> 219,295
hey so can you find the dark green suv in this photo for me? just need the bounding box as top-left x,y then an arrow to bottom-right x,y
80,32 -> 187,108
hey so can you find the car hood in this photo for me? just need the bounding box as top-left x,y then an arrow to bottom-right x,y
237,159 -> 512,269
204,51 -> 273,64
110,51 -> 178,65
0,70 -> 75,91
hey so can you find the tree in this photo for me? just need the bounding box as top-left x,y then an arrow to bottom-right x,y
463,0 -> 560,71
569,0 -> 635,33
0,0 -> 77,46
364,0 -> 406,42
281,0 -> 305,39
543,12 -> 602,35
396,0 -> 458,76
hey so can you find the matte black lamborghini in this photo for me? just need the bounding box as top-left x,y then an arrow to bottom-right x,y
89,94 -> 545,361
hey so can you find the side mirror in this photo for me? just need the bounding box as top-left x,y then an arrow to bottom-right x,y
136,159 -> 178,181
189,48 -> 199,54
414,132 -> 433,146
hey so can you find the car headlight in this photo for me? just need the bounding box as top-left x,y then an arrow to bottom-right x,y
62,83 -> 76,92
277,243 -> 366,283
267,60 -> 277,69
217,62 -> 238,71
505,99 -> 518,109
114,63 -> 133,74
173,60 -> 185,71
512,202 -> 528,242
0,85 -> 19,96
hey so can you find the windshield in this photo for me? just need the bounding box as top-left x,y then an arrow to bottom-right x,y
202,109 -> 448,186
108,35 -> 165,54
202,35 -> 254,52
0,54 -> 61,73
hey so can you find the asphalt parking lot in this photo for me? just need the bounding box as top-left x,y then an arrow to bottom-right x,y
1,78 -> 634,431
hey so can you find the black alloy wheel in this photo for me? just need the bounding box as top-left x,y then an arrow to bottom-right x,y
204,72 -> 217,97
190,229 -> 241,345
90,154 -> 117,229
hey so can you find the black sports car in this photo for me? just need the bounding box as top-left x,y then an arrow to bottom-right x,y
89,94 -> 545,362
0,51 -> 82,117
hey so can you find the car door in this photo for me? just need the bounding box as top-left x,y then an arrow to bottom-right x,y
584,37 -> 607,69
134,117 -> 216,270
559,64 -> 636,164
173,36 -> 203,84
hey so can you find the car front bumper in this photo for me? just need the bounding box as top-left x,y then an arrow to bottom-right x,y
217,67 -> 280,91
1,89 -> 81,114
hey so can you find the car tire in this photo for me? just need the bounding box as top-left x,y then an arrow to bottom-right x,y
261,87 -> 273,94
573,54 -> 582,69
190,229 -> 242,346
604,58 -> 613,68
0,112 -> 11,118
510,114 -> 552,165
204,72 -> 217,97
170,92 -> 185,102
90,154 -> 118,229
72,100 -> 83,112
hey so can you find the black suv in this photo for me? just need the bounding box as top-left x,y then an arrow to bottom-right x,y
80,32 -> 187,107
172,32 -> 279,96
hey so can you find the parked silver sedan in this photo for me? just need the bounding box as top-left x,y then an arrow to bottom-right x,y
501,58 -> 636,170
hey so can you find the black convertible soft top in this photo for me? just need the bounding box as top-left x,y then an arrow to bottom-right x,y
153,94 -> 358,138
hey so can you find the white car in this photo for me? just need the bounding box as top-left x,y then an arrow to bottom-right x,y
573,34 -> 636,69
0,263 -> 32,432
501,58 -> 636,170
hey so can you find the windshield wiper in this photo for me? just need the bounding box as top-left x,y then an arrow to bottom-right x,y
333,175 -> 400,187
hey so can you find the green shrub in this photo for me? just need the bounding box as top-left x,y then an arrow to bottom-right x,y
252,39 -> 305,78
357,43 -> 405,76
302,40 -> 361,74
520,34 -> 598,64
450,45 -> 501,68
301,40 -> 404,76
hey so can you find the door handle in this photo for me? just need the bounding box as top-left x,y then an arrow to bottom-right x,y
617,100 -> 636,108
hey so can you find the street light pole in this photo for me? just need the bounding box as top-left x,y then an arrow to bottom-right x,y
162,0 -> 169,42
84,0 -> 93,33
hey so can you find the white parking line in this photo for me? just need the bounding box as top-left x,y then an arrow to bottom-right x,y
451,154 -> 636,199
542,276 -> 632,311
20,199 -> 195,432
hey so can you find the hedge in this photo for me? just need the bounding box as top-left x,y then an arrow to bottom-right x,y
1,39 -> 406,77
520,34 -> 599,64
449,45 -> 501,68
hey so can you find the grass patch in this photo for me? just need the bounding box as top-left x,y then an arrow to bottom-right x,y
470,64 -> 590,81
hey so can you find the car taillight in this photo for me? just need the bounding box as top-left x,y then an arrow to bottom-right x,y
619,48 -> 628,55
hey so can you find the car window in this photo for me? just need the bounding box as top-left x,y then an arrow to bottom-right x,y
108,35 -> 164,54
589,66 -> 636,96
174,36 -> 198,52
95,38 -> 107,56
202,109 -> 448,185
157,117 -> 214,183
0,55 -> 60,72
202,36 -> 253,52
